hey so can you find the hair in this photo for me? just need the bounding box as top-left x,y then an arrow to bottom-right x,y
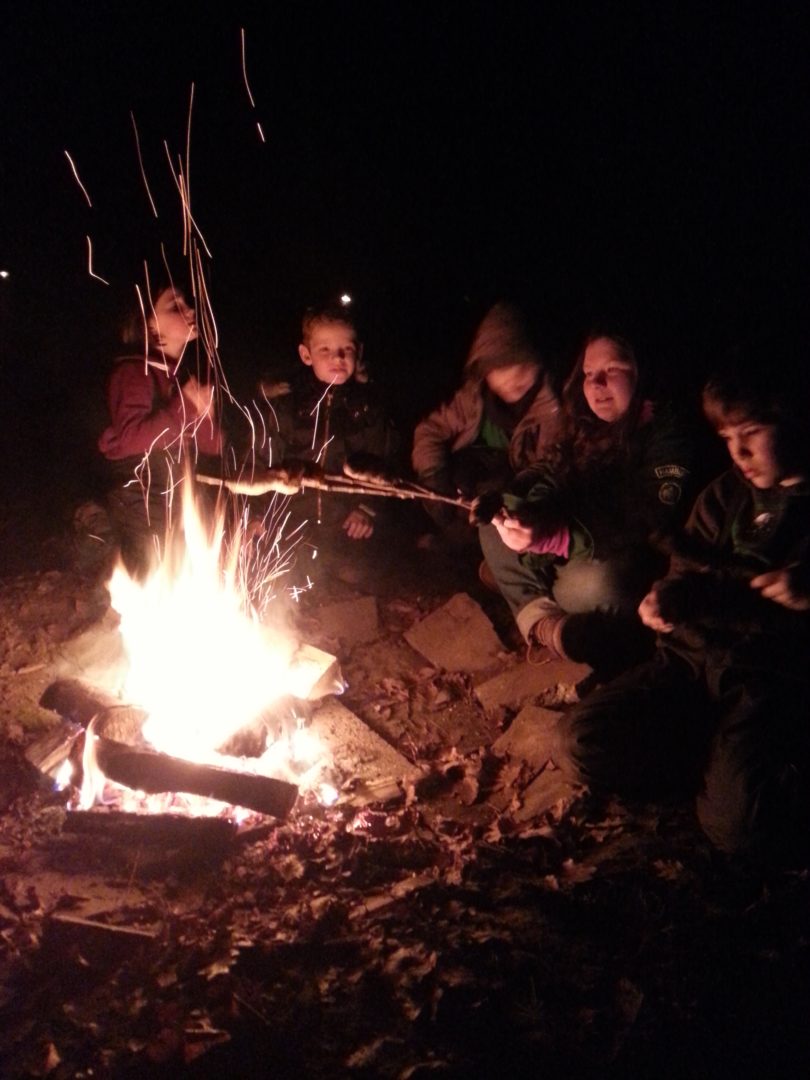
702,365 -> 808,476
552,330 -> 645,476
119,278 -> 192,349
300,302 -> 360,347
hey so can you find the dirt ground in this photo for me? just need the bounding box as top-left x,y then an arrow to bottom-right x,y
1,477 -> 809,1079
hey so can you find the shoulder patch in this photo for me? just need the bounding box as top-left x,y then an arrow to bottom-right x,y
658,481 -> 683,505
655,464 -> 689,480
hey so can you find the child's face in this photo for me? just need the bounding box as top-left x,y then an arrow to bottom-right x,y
148,288 -> 197,359
582,338 -> 637,423
299,320 -> 360,385
485,362 -> 540,404
718,417 -> 784,489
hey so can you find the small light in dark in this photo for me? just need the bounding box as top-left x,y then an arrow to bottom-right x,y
339,293 -> 352,306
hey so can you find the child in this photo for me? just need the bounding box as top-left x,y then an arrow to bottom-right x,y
263,301 -> 399,563
411,302 -> 560,541
554,366 -> 810,862
98,282 -> 223,577
477,331 -> 695,680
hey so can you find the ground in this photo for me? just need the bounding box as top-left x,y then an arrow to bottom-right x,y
1,481 -> 809,1079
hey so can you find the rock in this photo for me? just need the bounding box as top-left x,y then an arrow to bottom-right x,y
313,595 -> 379,649
404,593 -> 504,673
514,767 -> 583,822
492,704 -> 562,771
475,655 -> 590,715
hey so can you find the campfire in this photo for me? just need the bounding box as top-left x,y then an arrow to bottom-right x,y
35,479 -> 347,819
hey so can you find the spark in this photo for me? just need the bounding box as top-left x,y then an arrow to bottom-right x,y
130,112 -> 158,217
185,83 -> 194,199
240,28 -> 257,108
86,236 -> 110,285
240,29 -> 267,143
163,146 -> 213,259
63,150 -> 92,207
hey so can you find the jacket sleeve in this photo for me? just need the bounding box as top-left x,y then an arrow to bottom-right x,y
411,384 -> 481,484
635,404 -> 696,535
99,362 -> 190,459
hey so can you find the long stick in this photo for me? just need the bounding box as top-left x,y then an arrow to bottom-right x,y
197,471 -> 472,510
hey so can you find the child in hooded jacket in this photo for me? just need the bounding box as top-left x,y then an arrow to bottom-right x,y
411,302 -> 560,540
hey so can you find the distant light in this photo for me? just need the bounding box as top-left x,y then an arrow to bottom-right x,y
339,293 -> 352,306
0,270 -> 9,279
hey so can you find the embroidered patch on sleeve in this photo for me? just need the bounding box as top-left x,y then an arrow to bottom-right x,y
655,464 -> 689,479
658,481 -> 683,505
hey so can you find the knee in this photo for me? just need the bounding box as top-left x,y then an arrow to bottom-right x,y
697,759 -> 807,860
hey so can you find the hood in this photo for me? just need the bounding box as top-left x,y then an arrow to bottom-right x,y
464,302 -> 543,379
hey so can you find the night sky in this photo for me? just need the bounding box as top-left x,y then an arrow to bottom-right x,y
1,4 -> 807,481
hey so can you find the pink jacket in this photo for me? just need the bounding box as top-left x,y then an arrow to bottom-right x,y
98,356 -> 222,461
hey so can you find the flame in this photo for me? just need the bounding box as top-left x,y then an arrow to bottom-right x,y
103,481 -> 333,806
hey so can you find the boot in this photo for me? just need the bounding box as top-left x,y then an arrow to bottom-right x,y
527,610 -> 569,664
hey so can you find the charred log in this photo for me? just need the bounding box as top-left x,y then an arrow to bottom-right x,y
93,736 -> 299,818
61,808 -> 237,845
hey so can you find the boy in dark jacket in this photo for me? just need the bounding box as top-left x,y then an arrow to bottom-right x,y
262,301 -> 399,579
554,368 -> 810,862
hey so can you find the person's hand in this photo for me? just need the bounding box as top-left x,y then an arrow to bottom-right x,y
181,376 -> 215,417
638,587 -> 675,633
260,380 -> 291,401
342,508 -> 375,540
490,510 -> 535,553
750,568 -> 810,611
469,490 -> 504,526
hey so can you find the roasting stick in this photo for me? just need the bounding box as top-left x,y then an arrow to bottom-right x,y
196,469 -> 473,511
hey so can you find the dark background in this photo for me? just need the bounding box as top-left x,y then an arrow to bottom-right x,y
0,2 -> 807,504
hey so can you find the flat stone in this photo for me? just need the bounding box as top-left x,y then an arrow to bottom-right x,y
309,697 -> 423,796
404,593 -> 504,673
313,595 -> 379,649
514,767 -> 583,822
475,655 -> 591,715
492,704 -> 562,771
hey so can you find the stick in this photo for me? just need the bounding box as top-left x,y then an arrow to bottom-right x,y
197,471 -> 472,510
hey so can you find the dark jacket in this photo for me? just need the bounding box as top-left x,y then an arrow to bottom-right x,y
656,468 -> 810,675
503,400 -> 695,565
269,368 -> 397,474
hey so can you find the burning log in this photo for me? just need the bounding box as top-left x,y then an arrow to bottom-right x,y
40,677 -> 119,725
41,678 -> 299,818
92,735 -> 299,818
25,718 -> 83,777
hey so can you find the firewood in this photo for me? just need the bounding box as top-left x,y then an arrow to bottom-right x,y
94,737 -> 299,818
40,677 -> 120,724
44,913 -> 160,968
62,809 -> 237,846
24,718 -> 83,776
